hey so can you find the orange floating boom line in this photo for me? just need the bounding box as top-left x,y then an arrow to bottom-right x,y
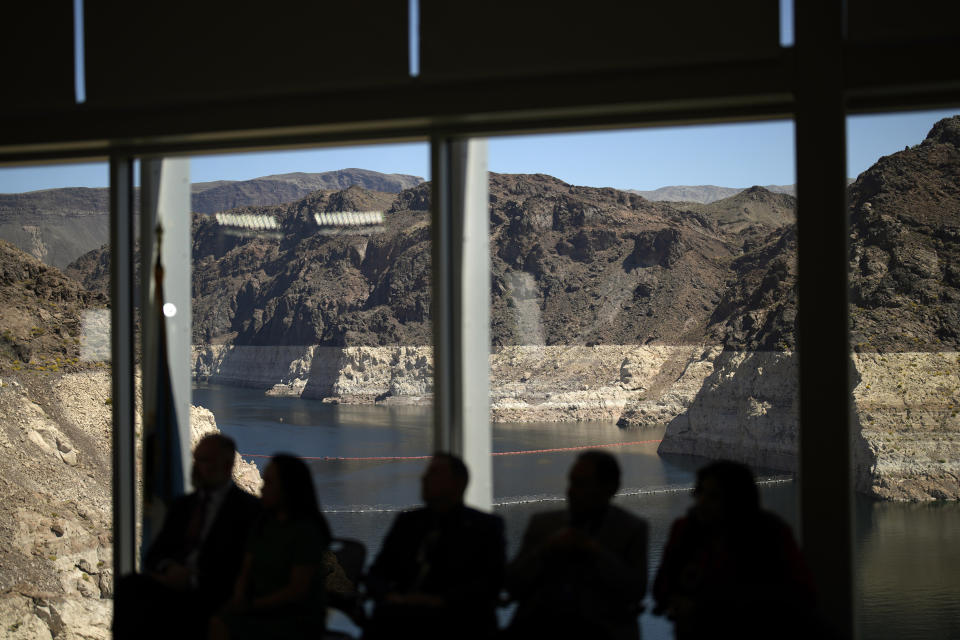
239,439 -> 662,462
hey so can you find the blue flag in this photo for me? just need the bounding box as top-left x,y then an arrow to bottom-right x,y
142,225 -> 186,550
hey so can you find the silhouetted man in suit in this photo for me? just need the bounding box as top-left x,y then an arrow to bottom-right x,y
114,433 -> 261,640
506,450 -> 648,640
365,453 -> 506,640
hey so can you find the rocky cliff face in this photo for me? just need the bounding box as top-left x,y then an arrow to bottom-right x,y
854,352 -> 960,501
189,184 -> 432,347
706,226 -> 797,350
193,343 -> 717,425
654,350 -> 960,501
0,241 -> 265,636
657,351 -> 801,471
842,117 -> 960,499
0,371 -> 115,639
193,344 -> 435,403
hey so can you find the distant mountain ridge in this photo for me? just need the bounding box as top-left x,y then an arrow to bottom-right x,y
680,186 -> 797,230
190,168 -> 423,213
0,187 -> 110,269
628,184 -> 796,203
630,181 -> 863,204
0,169 -> 424,268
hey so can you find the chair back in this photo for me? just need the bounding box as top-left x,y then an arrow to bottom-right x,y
330,537 -> 366,588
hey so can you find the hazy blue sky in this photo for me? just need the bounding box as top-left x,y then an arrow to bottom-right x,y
1,109 -> 956,194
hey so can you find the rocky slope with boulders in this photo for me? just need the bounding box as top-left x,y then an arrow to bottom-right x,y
0,367 -> 261,640
0,240 -> 108,375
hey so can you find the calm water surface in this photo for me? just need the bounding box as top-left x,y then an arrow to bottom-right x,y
194,384 -> 960,639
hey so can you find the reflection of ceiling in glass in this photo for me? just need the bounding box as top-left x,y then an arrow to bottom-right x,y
79,308 -> 110,362
315,211 -> 385,234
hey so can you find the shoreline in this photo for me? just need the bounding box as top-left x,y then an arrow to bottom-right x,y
192,343 -> 960,501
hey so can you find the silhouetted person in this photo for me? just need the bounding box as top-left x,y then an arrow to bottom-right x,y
653,460 -> 814,640
210,453 -> 331,640
505,450 -> 648,640
364,453 -> 506,640
114,433 -> 261,640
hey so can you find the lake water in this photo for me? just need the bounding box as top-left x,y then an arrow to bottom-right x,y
193,384 -> 960,639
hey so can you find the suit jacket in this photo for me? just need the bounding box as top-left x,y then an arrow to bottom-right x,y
506,505 -> 648,640
366,505 -> 506,634
145,483 -> 261,611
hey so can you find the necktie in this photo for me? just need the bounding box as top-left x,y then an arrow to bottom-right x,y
185,492 -> 210,549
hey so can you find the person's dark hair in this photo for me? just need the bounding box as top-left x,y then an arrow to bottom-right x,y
577,450 -> 621,494
695,460 -> 759,515
198,433 -> 236,464
432,452 -> 469,488
268,453 -> 323,520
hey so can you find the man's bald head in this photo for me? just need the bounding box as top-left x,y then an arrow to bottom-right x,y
192,433 -> 236,490
421,453 -> 469,511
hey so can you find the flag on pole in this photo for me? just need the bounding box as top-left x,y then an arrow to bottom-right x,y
142,224 -> 186,549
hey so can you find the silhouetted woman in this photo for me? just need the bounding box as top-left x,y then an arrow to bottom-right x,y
653,460 -> 815,640
210,454 -> 331,640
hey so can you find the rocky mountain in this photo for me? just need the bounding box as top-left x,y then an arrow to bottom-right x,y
657,116 -> 960,501
486,173 -> 742,346
189,184 -> 426,346
0,169 -> 424,270
848,115 -> 960,352
691,116 -> 960,354
68,175 -> 797,350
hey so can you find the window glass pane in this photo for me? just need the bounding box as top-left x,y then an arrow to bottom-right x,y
486,123 -> 799,639
847,108 -> 960,639
0,161 -> 113,636
184,146 -> 430,634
